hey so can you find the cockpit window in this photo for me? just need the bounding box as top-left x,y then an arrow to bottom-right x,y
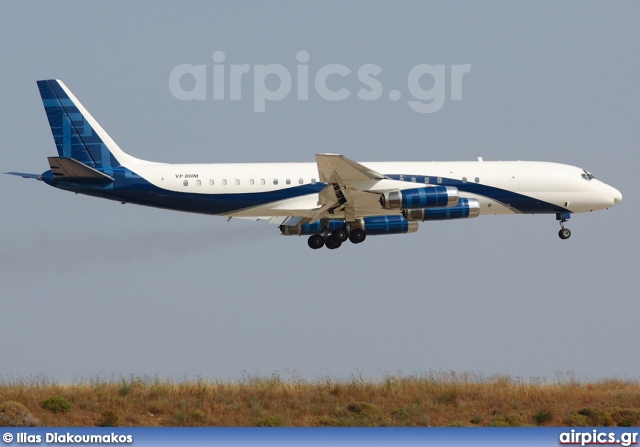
581,170 -> 595,181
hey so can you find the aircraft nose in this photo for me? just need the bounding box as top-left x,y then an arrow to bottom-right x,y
603,184 -> 623,207
612,187 -> 623,205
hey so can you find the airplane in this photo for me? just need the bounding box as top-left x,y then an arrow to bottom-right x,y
5,79 -> 623,250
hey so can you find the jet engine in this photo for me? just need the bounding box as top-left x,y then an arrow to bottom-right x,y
280,215 -> 418,236
379,186 -> 459,210
403,198 -> 481,221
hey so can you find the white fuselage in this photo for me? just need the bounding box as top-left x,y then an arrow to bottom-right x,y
132,160 -> 622,218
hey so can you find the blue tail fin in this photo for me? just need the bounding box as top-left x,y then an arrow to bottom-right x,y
37,80 -> 126,169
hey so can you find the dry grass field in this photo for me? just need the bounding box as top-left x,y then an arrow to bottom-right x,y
1,372 -> 639,427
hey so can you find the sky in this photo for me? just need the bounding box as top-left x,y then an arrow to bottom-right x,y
1,1 -> 638,383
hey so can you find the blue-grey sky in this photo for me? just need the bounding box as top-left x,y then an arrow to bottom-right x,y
1,1 -> 638,382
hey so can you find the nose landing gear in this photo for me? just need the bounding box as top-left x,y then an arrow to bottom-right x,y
556,212 -> 571,240
558,224 -> 571,240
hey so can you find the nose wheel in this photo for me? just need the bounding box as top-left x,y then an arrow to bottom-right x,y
558,220 -> 571,240
556,212 -> 572,240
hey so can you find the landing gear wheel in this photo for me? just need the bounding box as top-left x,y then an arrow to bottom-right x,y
332,227 -> 349,243
325,237 -> 342,250
308,234 -> 325,249
349,228 -> 366,244
559,228 -> 571,240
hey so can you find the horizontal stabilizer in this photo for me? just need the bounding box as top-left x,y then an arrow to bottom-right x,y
47,157 -> 114,183
3,172 -> 41,179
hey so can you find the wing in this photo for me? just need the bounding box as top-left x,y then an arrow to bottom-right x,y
311,154 -> 408,222
229,153 -> 414,223
315,153 -> 387,183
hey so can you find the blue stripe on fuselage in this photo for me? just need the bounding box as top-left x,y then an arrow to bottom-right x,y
385,174 -> 568,214
42,167 -> 326,215
43,169 -> 568,216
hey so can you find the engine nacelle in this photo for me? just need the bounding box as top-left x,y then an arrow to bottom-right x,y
379,186 -> 459,210
280,216 -> 418,236
361,216 -> 418,235
403,198 -> 481,221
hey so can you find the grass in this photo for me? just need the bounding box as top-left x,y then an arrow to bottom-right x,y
0,372 -> 639,427
41,396 -> 72,413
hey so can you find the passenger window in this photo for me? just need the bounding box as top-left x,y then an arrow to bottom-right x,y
183,180 -> 188,186
235,179 -> 240,185
196,180 -> 201,186
298,178 -> 304,185
411,177 -> 416,182
222,179 -> 227,185
286,178 -> 291,185
250,179 -> 255,185
399,175 -> 404,181
209,179 -> 214,186
475,177 -> 480,183
311,178 -> 317,184
462,177 -> 467,183
260,179 -> 265,185
437,177 -> 442,184
424,177 -> 430,184
273,179 -> 278,185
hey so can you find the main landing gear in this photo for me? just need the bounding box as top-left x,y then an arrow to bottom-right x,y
307,226 -> 366,250
556,212 -> 571,240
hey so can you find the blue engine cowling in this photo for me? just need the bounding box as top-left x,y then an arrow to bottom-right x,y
280,215 -> 418,236
379,186 -> 459,210
358,216 -> 418,235
403,198 -> 481,221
